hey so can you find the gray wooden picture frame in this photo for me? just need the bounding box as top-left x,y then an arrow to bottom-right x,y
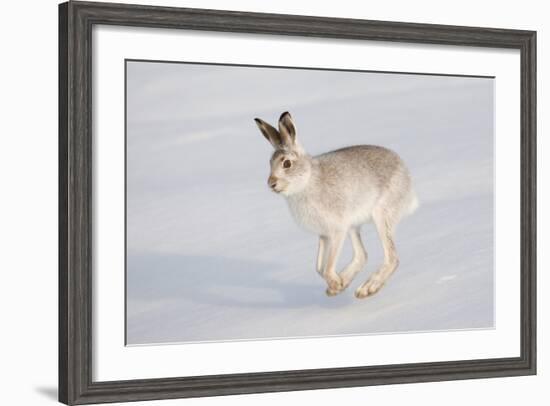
59,1 -> 537,404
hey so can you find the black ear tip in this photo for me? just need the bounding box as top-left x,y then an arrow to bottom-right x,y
279,111 -> 291,120
254,118 -> 262,124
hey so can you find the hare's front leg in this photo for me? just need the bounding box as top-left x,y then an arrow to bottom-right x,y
356,210 -> 399,298
316,236 -> 327,277
322,232 -> 345,293
327,228 -> 368,296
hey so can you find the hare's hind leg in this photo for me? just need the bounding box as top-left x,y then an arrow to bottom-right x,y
355,209 -> 399,299
326,228 -> 367,296
341,228 -> 368,288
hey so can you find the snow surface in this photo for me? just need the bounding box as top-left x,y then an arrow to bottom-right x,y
126,61 -> 494,345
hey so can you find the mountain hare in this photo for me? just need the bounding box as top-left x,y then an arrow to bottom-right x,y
255,112 -> 418,298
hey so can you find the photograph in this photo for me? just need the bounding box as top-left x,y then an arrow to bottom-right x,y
54,2 -> 537,404
125,60 -> 495,345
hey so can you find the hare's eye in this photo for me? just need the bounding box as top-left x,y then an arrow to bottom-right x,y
283,159 -> 292,169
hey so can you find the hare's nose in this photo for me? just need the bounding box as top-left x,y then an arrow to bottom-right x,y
268,176 -> 278,189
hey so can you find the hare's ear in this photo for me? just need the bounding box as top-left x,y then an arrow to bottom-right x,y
278,111 -> 297,148
254,118 -> 282,149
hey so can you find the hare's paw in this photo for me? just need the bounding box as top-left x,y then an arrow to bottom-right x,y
325,286 -> 343,297
355,278 -> 384,299
325,274 -> 343,292
326,274 -> 355,297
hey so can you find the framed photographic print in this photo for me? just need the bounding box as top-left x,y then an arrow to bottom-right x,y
59,1 -> 536,404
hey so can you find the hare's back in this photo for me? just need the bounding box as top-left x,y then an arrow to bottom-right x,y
317,145 -> 409,186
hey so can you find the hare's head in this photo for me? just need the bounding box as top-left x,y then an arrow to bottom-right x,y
254,112 -> 312,196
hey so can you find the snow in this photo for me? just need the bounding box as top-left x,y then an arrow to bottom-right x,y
126,61 -> 494,345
